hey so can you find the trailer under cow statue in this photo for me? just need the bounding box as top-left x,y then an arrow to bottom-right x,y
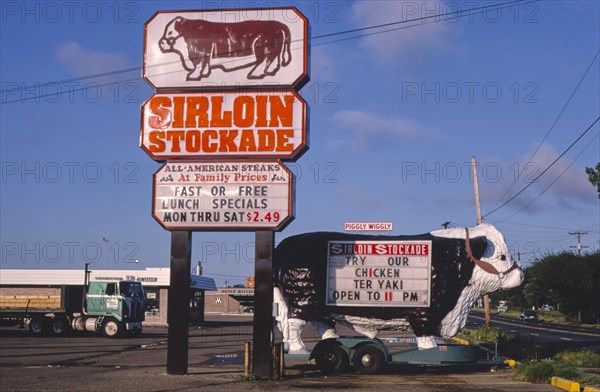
273,223 -> 524,373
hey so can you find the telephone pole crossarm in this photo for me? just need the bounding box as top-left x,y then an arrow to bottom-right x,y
569,231 -> 589,256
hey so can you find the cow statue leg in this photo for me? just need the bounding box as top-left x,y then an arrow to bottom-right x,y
310,320 -> 339,340
416,336 -> 438,350
274,288 -> 310,355
284,318 -> 310,355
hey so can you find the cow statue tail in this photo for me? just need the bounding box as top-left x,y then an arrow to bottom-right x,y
281,25 -> 292,66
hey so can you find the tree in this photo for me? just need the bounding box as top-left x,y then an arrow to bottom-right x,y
521,251 -> 600,322
586,162 -> 600,198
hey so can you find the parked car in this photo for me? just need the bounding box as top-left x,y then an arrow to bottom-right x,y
497,305 -> 508,313
520,310 -> 538,322
543,304 -> 555,311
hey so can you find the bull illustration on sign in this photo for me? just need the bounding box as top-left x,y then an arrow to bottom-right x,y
159,17 -> 292,81
273,223 -> 524,354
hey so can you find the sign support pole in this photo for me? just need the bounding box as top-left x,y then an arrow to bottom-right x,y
252,231 -> 275,378
167,231 -> 192,375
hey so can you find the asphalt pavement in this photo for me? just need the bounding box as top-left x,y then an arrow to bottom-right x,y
0,316 -> 566,391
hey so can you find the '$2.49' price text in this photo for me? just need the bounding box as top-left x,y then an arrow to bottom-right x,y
246,211 -> 281,223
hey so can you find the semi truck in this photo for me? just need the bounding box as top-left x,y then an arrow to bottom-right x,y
0,265 -> 145,338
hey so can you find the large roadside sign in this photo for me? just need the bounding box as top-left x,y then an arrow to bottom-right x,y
152,160 -> 294,231
326,240 -> 432,307
140,90 -> 308,161
143,8 -> 310,90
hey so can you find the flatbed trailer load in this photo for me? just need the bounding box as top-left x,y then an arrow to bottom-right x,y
0,295 -> 65,334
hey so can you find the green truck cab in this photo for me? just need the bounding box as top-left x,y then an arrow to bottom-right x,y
80,280 -> 145,337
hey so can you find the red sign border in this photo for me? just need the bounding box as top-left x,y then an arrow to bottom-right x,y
143,7 -> 310,91
151,160 -> 295,232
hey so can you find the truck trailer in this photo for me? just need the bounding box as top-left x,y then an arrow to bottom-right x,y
0,265 -> 145,338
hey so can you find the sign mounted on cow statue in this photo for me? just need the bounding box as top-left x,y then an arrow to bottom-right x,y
273,223 -> 524,354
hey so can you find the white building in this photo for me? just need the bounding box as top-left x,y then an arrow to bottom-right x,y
0,268 -> 217,324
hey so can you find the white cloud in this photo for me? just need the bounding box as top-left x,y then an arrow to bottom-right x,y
55,42 -> 130,76
523,144 -> 597,204
329,110 -> 438,150
350,0 -> 457,64
482,143 -> 598,217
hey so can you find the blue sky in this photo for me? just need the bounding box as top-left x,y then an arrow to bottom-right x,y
1,0 -> 599,286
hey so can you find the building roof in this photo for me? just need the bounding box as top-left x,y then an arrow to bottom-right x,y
0,268 -> 217,291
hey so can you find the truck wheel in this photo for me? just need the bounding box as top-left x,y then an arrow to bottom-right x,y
102,318 -> 121,338
29,317 -> 46,335
353,345 -> 385,374
314,344 -> 349,374
51,317 -> 68,336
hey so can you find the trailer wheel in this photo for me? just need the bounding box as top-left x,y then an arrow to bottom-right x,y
353,344 -> 385,374
102,318 -> 121,338
51,317 -> 68,336
29,317 -> 46,335
314,344 -> 349,374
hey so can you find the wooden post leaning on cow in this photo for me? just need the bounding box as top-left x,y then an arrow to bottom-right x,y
272,224 -> 524,354
471,156 -> 491,328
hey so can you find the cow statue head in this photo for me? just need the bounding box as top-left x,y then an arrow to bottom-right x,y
430,223 -> 524,338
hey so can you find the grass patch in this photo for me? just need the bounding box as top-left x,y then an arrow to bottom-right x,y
457,326 -> 514,344
553,350 -> 600,367
514,361 -> 555,383
514,350 -> 600,386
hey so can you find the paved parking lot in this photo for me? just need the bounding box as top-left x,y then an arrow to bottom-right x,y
0,315 -> 558,391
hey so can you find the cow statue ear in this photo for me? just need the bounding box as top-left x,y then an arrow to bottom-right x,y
174,17 -> 183,28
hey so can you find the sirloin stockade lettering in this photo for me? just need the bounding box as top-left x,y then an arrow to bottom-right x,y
142,92 -> 306,158
329,243 -> 429,256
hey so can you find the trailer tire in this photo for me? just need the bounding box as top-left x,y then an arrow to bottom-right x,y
102,318 -> 121,338
353,344 -> 386,374
51,317 -> 68,336
29,317 -> 46,335
314,343 -> 349,374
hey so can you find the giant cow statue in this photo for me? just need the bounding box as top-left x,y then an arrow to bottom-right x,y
273,223 -> 524,354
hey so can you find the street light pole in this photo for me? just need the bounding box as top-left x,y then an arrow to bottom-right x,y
102,237 -> 108,270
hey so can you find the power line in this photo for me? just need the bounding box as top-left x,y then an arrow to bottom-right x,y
495,131 -> 599,221
0,0 -> 538,101
490,49 -> 600,211
312,0 -> 535,40
483,116 -> 600,219
486,220 -> 593,231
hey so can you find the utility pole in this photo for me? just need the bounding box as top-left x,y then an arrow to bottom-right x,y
471,156 -> 490,328
569,231 -> 588,256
